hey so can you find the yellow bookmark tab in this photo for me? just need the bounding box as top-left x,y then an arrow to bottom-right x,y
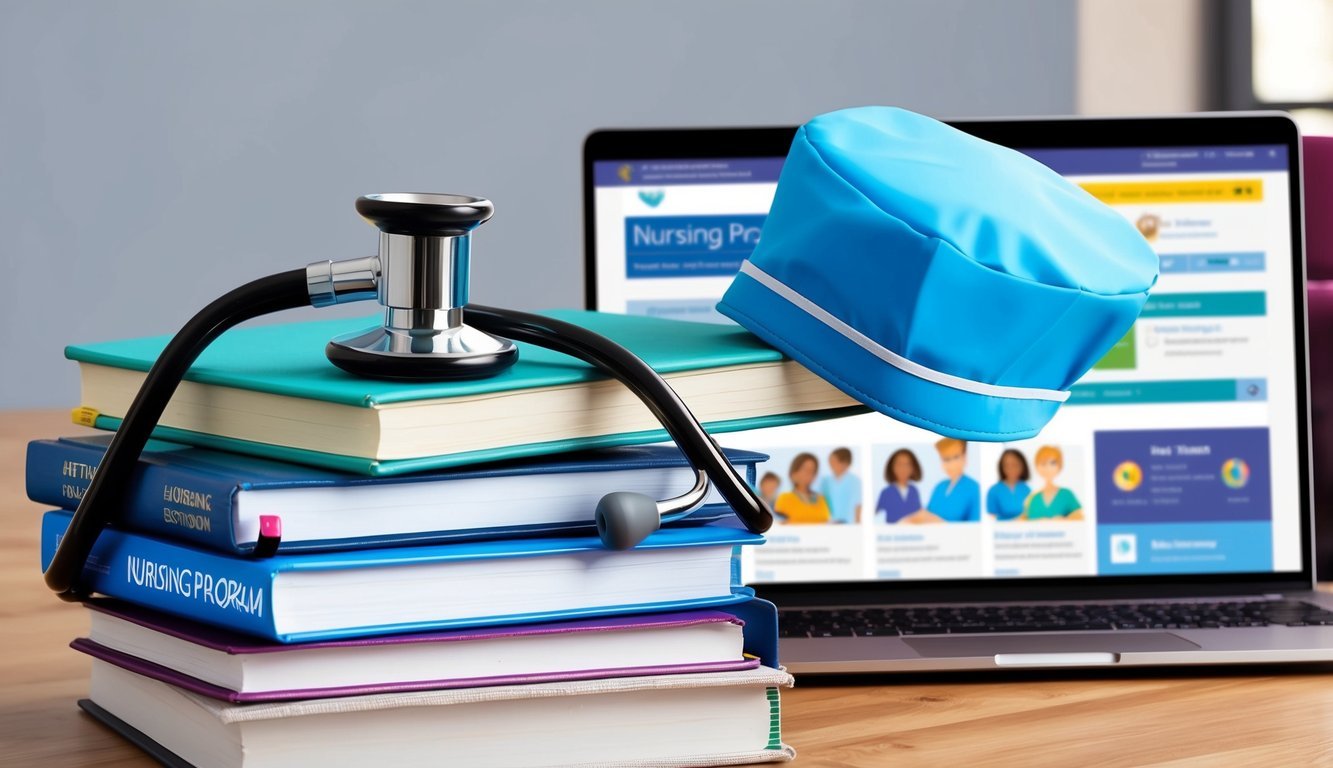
71,406 -> 100,427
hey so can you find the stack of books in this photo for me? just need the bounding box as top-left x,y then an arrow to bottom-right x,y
32,310 -> 853,767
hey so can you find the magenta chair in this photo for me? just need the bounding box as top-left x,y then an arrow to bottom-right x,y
1304,136 -> 1333,577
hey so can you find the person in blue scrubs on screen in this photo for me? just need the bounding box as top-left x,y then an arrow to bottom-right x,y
817,447 -> 862,524
876,448 -> 923,524
922,438 -> 980,523
986,448 -> 1032,521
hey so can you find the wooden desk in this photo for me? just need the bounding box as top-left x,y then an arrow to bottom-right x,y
5,408 -> 1333,766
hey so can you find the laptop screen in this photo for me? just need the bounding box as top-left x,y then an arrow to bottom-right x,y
589,136 -> 1302,586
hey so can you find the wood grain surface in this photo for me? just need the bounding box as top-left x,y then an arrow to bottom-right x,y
4,409 -> 1333,767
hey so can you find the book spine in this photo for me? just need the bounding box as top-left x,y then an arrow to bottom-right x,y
722,597 -> 781,669
26,440 -> 242,554
40,510 -> 278,640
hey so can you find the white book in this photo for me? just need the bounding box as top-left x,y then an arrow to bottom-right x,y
85,660 -> 796,768
75,602 -> 757,701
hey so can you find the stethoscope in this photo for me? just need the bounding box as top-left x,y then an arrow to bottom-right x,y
44,193 -> 773,600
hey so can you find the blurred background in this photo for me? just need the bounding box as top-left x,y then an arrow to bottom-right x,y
8,0 -> 1330,409
5,0 -> 1333,564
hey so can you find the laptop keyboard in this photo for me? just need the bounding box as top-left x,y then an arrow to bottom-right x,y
778,600 -> 1333,638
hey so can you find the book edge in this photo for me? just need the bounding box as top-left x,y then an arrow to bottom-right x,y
204,665 -> 795,723
78,697 -> 796,768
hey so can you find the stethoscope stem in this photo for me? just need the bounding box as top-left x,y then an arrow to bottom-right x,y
658,469 -> 711,523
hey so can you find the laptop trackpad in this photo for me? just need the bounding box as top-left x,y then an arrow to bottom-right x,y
904,632 -> 1200,658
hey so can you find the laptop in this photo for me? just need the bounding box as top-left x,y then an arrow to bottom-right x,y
583,113 -> 1333,672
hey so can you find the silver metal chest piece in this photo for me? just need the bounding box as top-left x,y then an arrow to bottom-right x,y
315,193 -> 519,380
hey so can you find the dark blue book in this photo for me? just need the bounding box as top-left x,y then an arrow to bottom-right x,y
27,435 -> 764,555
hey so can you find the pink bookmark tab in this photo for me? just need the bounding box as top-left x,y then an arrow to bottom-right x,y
254,515 -> 282,558
259,515 -> 282,539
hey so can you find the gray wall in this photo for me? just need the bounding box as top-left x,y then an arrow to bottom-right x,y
0,0 -> 1077,409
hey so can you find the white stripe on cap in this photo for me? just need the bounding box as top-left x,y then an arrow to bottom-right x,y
738,261 -> 1072,403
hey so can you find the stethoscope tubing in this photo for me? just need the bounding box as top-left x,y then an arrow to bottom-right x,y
44,269 -> 314,599
466,304 -> 773,535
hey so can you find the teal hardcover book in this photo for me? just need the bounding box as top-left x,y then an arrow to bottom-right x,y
67,310 -> 862,475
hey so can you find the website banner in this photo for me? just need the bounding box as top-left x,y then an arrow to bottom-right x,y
594,158 -> 784,187
624,214 -> 765,278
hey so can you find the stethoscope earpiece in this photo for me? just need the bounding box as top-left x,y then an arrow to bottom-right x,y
595,492 -> 663,550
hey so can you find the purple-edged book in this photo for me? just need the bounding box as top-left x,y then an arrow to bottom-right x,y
71,599 -> 779,703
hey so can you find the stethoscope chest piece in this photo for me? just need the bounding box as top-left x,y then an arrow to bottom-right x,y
319,193 -> 519,381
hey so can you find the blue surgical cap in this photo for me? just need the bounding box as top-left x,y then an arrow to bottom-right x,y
718,107 -> 1158,440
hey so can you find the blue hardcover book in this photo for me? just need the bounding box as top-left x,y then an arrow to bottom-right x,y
27,436 -> 765,555
40,509 -> 762,643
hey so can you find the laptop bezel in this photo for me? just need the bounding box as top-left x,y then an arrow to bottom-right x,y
582,113 -> 1312,603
